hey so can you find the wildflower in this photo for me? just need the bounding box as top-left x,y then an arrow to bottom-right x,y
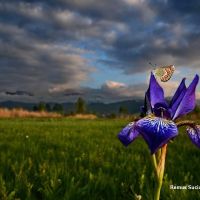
186,125 -> 200,148
118,73 -> 199,154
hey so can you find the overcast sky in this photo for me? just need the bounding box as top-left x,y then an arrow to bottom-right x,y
1,0 -> 200,103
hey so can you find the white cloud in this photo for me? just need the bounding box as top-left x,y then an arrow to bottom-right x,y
159,81 -> 179,97
54,9 -> 92,27
123,0 -> 145,6
104,81 -> 126,89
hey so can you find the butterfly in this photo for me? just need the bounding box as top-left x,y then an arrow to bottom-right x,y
153,65 -> 175,82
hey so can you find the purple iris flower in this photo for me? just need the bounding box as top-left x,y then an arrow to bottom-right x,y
118,73 -> 199,154
186,125 -> 200,148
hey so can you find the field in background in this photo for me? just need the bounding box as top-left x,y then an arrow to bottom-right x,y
0,108 -> 99,119
0,118 -> 200,200
0,108 -> 62,118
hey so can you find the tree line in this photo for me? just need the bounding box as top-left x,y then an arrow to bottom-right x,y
33,97 -> 87,115
33,97 -> 130,116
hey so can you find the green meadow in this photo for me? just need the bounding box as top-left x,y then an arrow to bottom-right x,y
0,118 -> 200,200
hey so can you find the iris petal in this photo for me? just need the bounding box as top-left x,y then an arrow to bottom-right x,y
172,75 -> 199,120
118,122 -> 140,146
147,73 -> 167,109
186,125 -> 200,148
136,116 -> 178,154
170,78 -> 186,117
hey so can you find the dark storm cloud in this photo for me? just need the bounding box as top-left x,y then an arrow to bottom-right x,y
1,0 -> 200,102
105,0 -> 200,72
61,81 -> 147,103
5,90 -> 34,96
0,2 -> 94,97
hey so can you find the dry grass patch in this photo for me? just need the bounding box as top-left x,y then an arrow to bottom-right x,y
68,114 -> 97,119
0,108 -> 61,118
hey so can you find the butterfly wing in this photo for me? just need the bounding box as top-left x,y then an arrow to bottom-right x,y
154,67 -> 165,77
160,65 -> 175,82
154,65 -> 175,82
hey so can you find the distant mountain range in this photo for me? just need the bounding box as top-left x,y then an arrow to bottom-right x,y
87,100 -> 143,114
0,100 -> 144,114
1,99 -> 199,115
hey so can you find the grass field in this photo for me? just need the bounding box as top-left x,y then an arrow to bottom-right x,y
0,118 -> 200,200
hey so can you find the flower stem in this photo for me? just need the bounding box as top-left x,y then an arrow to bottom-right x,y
152,144 -> 167,200
154,179 -> 162,200
151,154 -> 158,177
